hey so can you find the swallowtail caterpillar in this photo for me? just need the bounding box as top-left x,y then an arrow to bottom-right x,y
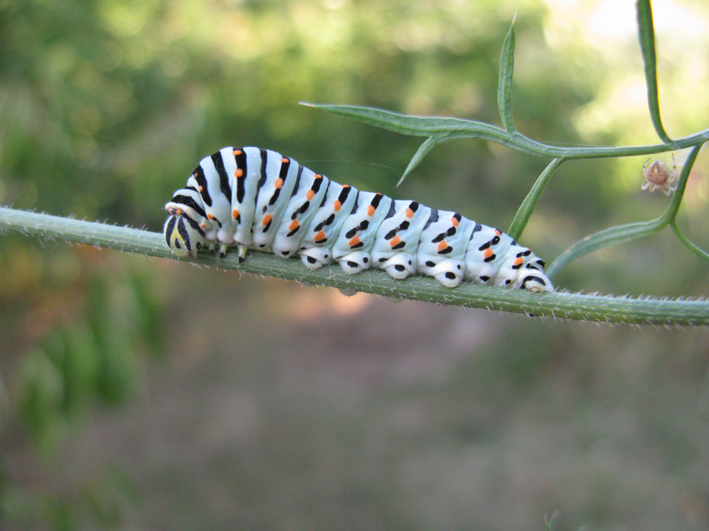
164,147 -> 553,292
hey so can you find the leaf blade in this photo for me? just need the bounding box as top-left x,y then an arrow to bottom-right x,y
397,137 -> 440,186
670,222 -> 709,262
507,157 -> 563,241
546,217 -> 666,278
498,18 -> 517,133
636,0 -> 674,146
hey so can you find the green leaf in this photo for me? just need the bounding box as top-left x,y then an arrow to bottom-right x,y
60,324 -> 99,417
546,218 -> 665,278
670,222 -> 709,262
498,18 -> 517,133
303,101 -> 699,160
302,102 -> 505,139
658,145 -> 702,222
507,157 -> 563,241
397,136 -> 440,185
637,0 -> 674,146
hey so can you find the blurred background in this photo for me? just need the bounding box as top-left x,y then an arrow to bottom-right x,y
1,0 -> 709,529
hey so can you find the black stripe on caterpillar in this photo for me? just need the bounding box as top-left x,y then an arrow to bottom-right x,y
164,147 -> 553,292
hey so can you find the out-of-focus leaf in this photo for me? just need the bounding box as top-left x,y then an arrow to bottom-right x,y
18,349 -> 64,441
498,20 -> 516,133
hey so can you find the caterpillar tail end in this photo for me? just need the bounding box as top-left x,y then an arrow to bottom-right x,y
521,273 -> 554,293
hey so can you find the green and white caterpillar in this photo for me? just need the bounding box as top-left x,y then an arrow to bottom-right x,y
164,147 -> 553,292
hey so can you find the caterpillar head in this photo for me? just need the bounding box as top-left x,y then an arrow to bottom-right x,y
163,214 -> 206,257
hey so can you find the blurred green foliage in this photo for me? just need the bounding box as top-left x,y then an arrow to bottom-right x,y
1,0 -> 709,529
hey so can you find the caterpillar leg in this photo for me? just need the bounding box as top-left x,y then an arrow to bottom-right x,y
298,247 -> 333,270
464,263 -> 498,286
379,254 -> 417,280
236,244 -> 248,263
207,241 -> 230,258
210,242 -> 247,261
429,260 -> 465,288
335,251 -> 373,274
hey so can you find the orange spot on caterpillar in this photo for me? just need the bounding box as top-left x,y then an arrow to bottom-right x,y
306,190 -> 315,200
207,213 -> 214,220
200,223 -> 207,229
367,205 -> 376,216
314,230 -> 326,242
333,200 -> 342,212
437,241 -> 449,252
389,235 -> 402,248
232,209 -> 239,219
274,178 -> 283,189
483,248 -> 494,259
281,157 -> 289,163
451,216 -> 459,227
234,169 -> 244,178
289,220 -> 299,231
233,149 -> 242,156
513,257 -> 524,266
314,174 -> 323,180
262,214 -> 272,226
405,208 -> 414,218
348,235 -> 360,247
494,229 -> 501,235
199,185 -> 203,192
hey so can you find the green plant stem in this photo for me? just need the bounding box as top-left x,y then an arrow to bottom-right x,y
2,206 -> 708,326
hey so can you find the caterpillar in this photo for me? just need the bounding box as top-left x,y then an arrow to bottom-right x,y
163,147 -> 553,292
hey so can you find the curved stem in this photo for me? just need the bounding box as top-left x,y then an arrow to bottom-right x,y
2,207 -> 708,326
670,221 -> 709,262
304,103 -> 709,161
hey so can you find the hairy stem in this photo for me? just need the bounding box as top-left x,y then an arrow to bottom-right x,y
1,207 -> 707,326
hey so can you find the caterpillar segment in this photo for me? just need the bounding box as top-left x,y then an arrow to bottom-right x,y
164,147 -> 553,292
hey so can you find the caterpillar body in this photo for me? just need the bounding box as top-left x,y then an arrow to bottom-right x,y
164,147 -> 553,292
